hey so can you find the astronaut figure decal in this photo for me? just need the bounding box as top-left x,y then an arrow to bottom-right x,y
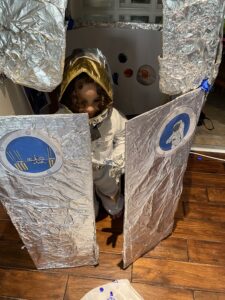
157,108 -> 196,155
166,120 -> 185,149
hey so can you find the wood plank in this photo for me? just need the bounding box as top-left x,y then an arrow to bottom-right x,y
0,269 -> 68,300
132,283 -> 193,300
180,187 -> 208,203
184,202 -> 225,222
97,230 -> 122,254
64,277 -> 113,300
145,237 -> 188,262
184,172 -> 225,188
175,200 -> 184,219
208,188 -> 225,204
97,230 -> 188,262
0,220 -> 21,242
0,297 -> 24,300
50,252 -> 131,281
188,240 -> 225,266
96,215 -> 123,234
186,156 -> 225,174
64,277 -> 194,300
194,291 -> 225,300
96,200 -> 182,235
0,241 -> 35,269
0,203 -> 9,220
173,219 -> 225,243
133,258 -> 225,292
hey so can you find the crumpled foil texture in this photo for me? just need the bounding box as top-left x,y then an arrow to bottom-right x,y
74,21 -> 162,31
123,88 -> 205,267
0,0 -> 67,92
159,0 -> 225,95
0,114 -> 98,269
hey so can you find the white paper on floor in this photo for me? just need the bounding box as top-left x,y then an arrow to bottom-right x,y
81,279 -> 144,300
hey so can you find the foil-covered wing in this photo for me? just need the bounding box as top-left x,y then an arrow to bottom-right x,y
123,88 -> 205,268
0,114 -> 98,269
160,0 -> 225,95
0,0 -> 67,92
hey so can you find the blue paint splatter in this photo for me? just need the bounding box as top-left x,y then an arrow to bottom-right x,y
197,156 -> 203,161
99,287 -> 104,292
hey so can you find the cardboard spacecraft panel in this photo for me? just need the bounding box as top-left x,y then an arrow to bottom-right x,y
0,0 -> 67,92
123,88 -> 205,267
159,0 -> 225,95
0,114 -> 98,269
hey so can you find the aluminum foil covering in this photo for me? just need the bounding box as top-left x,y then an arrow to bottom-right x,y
123,88 -> 206,268
0,114 -> 98,269
0,0 -> 67,92
159,0 -> 225,95
74,21 -> 162,31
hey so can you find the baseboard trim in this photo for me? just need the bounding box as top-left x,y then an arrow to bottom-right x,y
191,145 -> 225,154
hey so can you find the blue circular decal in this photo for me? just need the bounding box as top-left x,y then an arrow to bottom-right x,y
6,136 -> 56,173
159,113 -> 190,151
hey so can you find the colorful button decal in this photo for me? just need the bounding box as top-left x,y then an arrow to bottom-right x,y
124,68 -> 133,78
137,64 -> 156,85
118,53 -> 127,63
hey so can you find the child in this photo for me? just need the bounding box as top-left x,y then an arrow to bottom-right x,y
57,48 -> 126,218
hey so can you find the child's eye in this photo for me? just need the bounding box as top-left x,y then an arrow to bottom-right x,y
94,98 -> 101,103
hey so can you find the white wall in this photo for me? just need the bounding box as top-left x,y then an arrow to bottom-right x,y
66,27 -> 167,115
0,79 -> 32,116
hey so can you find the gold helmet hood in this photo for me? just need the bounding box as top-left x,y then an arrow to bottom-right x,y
58,48 -> 113,104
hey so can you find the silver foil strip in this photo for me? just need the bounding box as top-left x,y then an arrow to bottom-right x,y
0,114 -> 98,269
0,0 -> 68,92
74,21 -> 162,31
159,0 -> 225,95
123,88 -> 205,268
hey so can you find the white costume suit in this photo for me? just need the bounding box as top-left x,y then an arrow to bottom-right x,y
57,48 -> 126,216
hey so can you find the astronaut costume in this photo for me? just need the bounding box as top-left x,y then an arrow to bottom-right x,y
57,48 -> 126,217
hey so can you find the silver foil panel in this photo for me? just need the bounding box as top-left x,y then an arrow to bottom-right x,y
159,0 -> 225,95
123,88 -> 205,268
74,21 -> 162,31
0,114 -> 98,269
0,0 -> 67,92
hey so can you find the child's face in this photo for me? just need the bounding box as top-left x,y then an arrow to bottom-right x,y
72,81 -> 103,118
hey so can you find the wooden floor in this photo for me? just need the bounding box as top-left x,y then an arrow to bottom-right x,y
0,153 -> 225,299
